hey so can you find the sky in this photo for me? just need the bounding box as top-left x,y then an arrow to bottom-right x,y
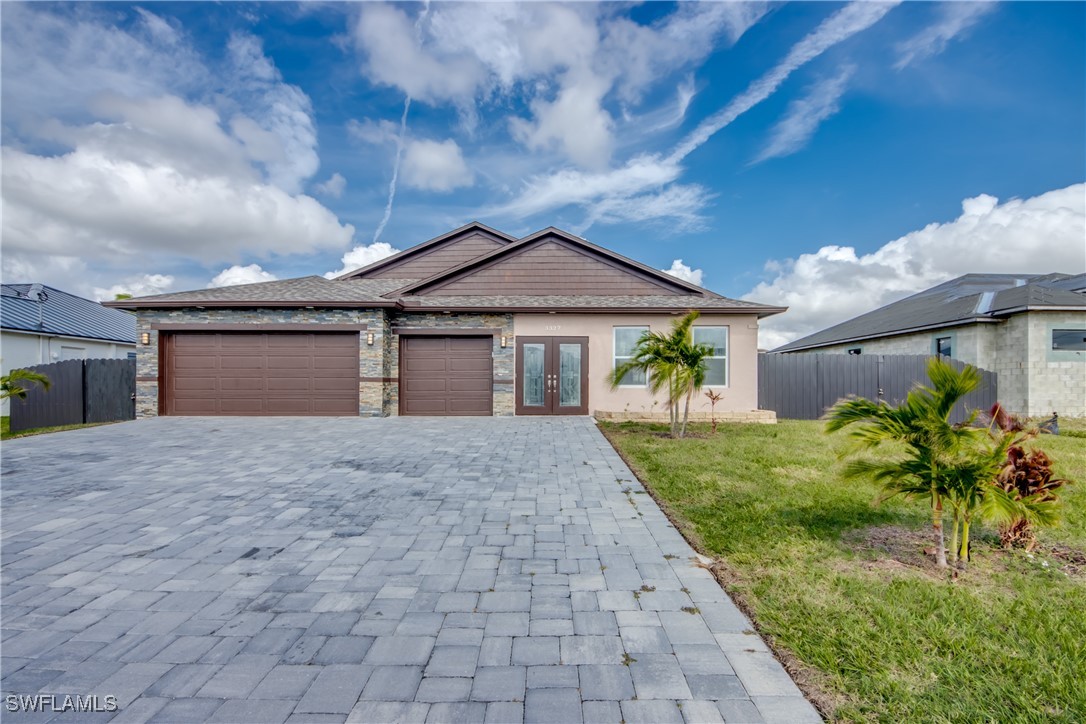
2,1 -> 1084,348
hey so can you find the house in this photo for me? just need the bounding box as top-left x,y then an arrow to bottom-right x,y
1,283 -> 137,413
774,273 -> 1086,417
105,223 -> 785,420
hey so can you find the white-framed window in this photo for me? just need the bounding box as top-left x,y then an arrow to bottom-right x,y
694,326 -> 728,386
613,326 -> 648,386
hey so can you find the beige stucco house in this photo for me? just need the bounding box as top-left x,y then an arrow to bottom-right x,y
774,273 -> 1086,417
107,223 -> 785,420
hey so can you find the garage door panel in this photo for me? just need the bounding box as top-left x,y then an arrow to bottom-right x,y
165,332 -> 358,416
400,335 -> 492,416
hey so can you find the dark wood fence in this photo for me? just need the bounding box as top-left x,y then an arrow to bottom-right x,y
758,353 -> 997,424
8,358 -> 135,432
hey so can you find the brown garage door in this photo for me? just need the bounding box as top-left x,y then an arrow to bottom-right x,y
400,336 -> 493,416
162,332 -> 359,416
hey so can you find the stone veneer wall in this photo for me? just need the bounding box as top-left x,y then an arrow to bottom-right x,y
387,312 -> 515,416
134,308 -> 385,418
791,310 -> 1086,417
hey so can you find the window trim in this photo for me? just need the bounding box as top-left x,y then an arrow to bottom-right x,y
613,326 -> 649,388
693,325 -> 729,388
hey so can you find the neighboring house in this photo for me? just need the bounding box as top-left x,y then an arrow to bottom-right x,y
106,223 -> 785,420
1,283 -> 137,413
774,273 -> 1086,417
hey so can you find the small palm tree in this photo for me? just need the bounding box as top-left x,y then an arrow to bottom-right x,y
1,369 -> 51,401
607,310 -> 714,438
826,358 -> 988,568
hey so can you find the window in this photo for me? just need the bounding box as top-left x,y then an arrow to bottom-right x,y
613,326 -> 648,386
693,326 -> 728,386
127,352 -> 137,360
1052,329 -> 1086,351
935,336 -> 953,357
847,348 -> 862,356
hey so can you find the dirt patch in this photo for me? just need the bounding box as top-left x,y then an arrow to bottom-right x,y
1042,544 -> 1086,576
850,524 -> 938,571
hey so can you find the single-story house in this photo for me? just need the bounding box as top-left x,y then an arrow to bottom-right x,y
774,273 -> 1086,417
1,283 -> 137,414
106,223 -> 785,420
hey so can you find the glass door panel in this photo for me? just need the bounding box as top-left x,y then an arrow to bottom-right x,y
558,343 -> 581,407
522,343 -> 546,407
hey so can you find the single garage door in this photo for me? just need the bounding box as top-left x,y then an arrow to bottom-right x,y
163,332 -> 359,416
400,336 -> 493,415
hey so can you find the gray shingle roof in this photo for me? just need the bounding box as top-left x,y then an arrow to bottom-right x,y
399,294 -> 779,313
775,273 -> 1086,352
1,284 -> 136,344
106,277 -> 411,306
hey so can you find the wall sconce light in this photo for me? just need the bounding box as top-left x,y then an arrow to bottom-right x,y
500,336 -> 508,348
366,331 -> 375,346
140,332 -> 150,345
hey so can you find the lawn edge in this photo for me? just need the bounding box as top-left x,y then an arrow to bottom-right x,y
598,421 -> 840,721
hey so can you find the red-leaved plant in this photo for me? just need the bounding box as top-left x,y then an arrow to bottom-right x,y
986,403 -> 1069,550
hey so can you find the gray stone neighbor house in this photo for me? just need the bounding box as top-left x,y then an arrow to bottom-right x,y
774,273 -> 1086,417
107,223 -> 785,420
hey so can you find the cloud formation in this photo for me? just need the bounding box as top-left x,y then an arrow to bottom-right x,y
754,64 -> 855,163
324,242 -> 401,279
314,172 -> 347,199
494,1 -> 898,229
0,5 -> 353,299
747,184 -> 1086,349
895,2 -> 996,70
662,259 -> 704,287
93,274 -> 175,302
208,264 -> 278,289
401,138 -> 474,193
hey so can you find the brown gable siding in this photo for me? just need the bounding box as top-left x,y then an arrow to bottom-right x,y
419,240 -> 683,296
363,233 -> 506,279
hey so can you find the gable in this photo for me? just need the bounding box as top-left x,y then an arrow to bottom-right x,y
341,223 -> 514,280
414,237 -> 688,296
362,233 -> 507,280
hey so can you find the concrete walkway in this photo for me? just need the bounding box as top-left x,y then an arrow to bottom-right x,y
1,417 -> 819,723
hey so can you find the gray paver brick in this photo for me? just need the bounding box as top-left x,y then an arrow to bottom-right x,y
621,700 -> 685,724
360,665 -> 423,701
524,687 -> 582,724
1,418 -> 810,722
208,699 -> 295,724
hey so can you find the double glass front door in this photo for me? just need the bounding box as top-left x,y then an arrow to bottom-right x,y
516,336 -> 588,415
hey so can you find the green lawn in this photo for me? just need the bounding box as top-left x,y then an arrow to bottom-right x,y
0,415 -> 114,440
601,419 -> 1086,722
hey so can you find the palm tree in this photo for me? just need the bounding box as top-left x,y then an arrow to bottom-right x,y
607,310 -> 714,438
825,358 -> 988,568
1,369 -> 51,401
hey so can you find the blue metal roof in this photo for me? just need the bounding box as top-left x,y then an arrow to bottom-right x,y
1,284 -> 136,344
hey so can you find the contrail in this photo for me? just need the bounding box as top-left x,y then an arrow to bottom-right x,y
372,95 -> 411,244
371,1 -> 430,244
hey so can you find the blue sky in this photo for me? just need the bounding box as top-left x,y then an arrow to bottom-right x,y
2,1 -> 1083,346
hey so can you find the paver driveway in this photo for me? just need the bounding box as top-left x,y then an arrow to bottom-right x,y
1,417 -> 819,724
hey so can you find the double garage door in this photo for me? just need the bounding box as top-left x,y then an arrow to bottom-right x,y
161,332 -> 492,417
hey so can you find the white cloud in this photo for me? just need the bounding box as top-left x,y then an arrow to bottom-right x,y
895,2 -> 996,70
314,172 -> 347,199
662,260 -> 704,287
92,274 -> 175,301
353,2 -> 761,168
347,118 -> 400,146
324,242 -> 401,279
0,7 -> 354,295
494,1 -> 897,228
208,264 -> 277,289
754,64 -> 854,164
401,139 -> 474,193
746,184 -> 1086,350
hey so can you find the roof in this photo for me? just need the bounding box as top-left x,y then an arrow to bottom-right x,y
775,272 -> 1086,352
1,284 -> 137,344
106,224 -> 786,318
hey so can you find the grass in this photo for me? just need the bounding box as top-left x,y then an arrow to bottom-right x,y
601,419 -> 1086,723
0,415 -> 114,440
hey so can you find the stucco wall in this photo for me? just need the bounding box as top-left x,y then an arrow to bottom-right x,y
389,312 -> 515,416
1,330 -> 134,414
133,308 -> 384,418
789,310 -> 1086,417
513,312 -> 763,417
